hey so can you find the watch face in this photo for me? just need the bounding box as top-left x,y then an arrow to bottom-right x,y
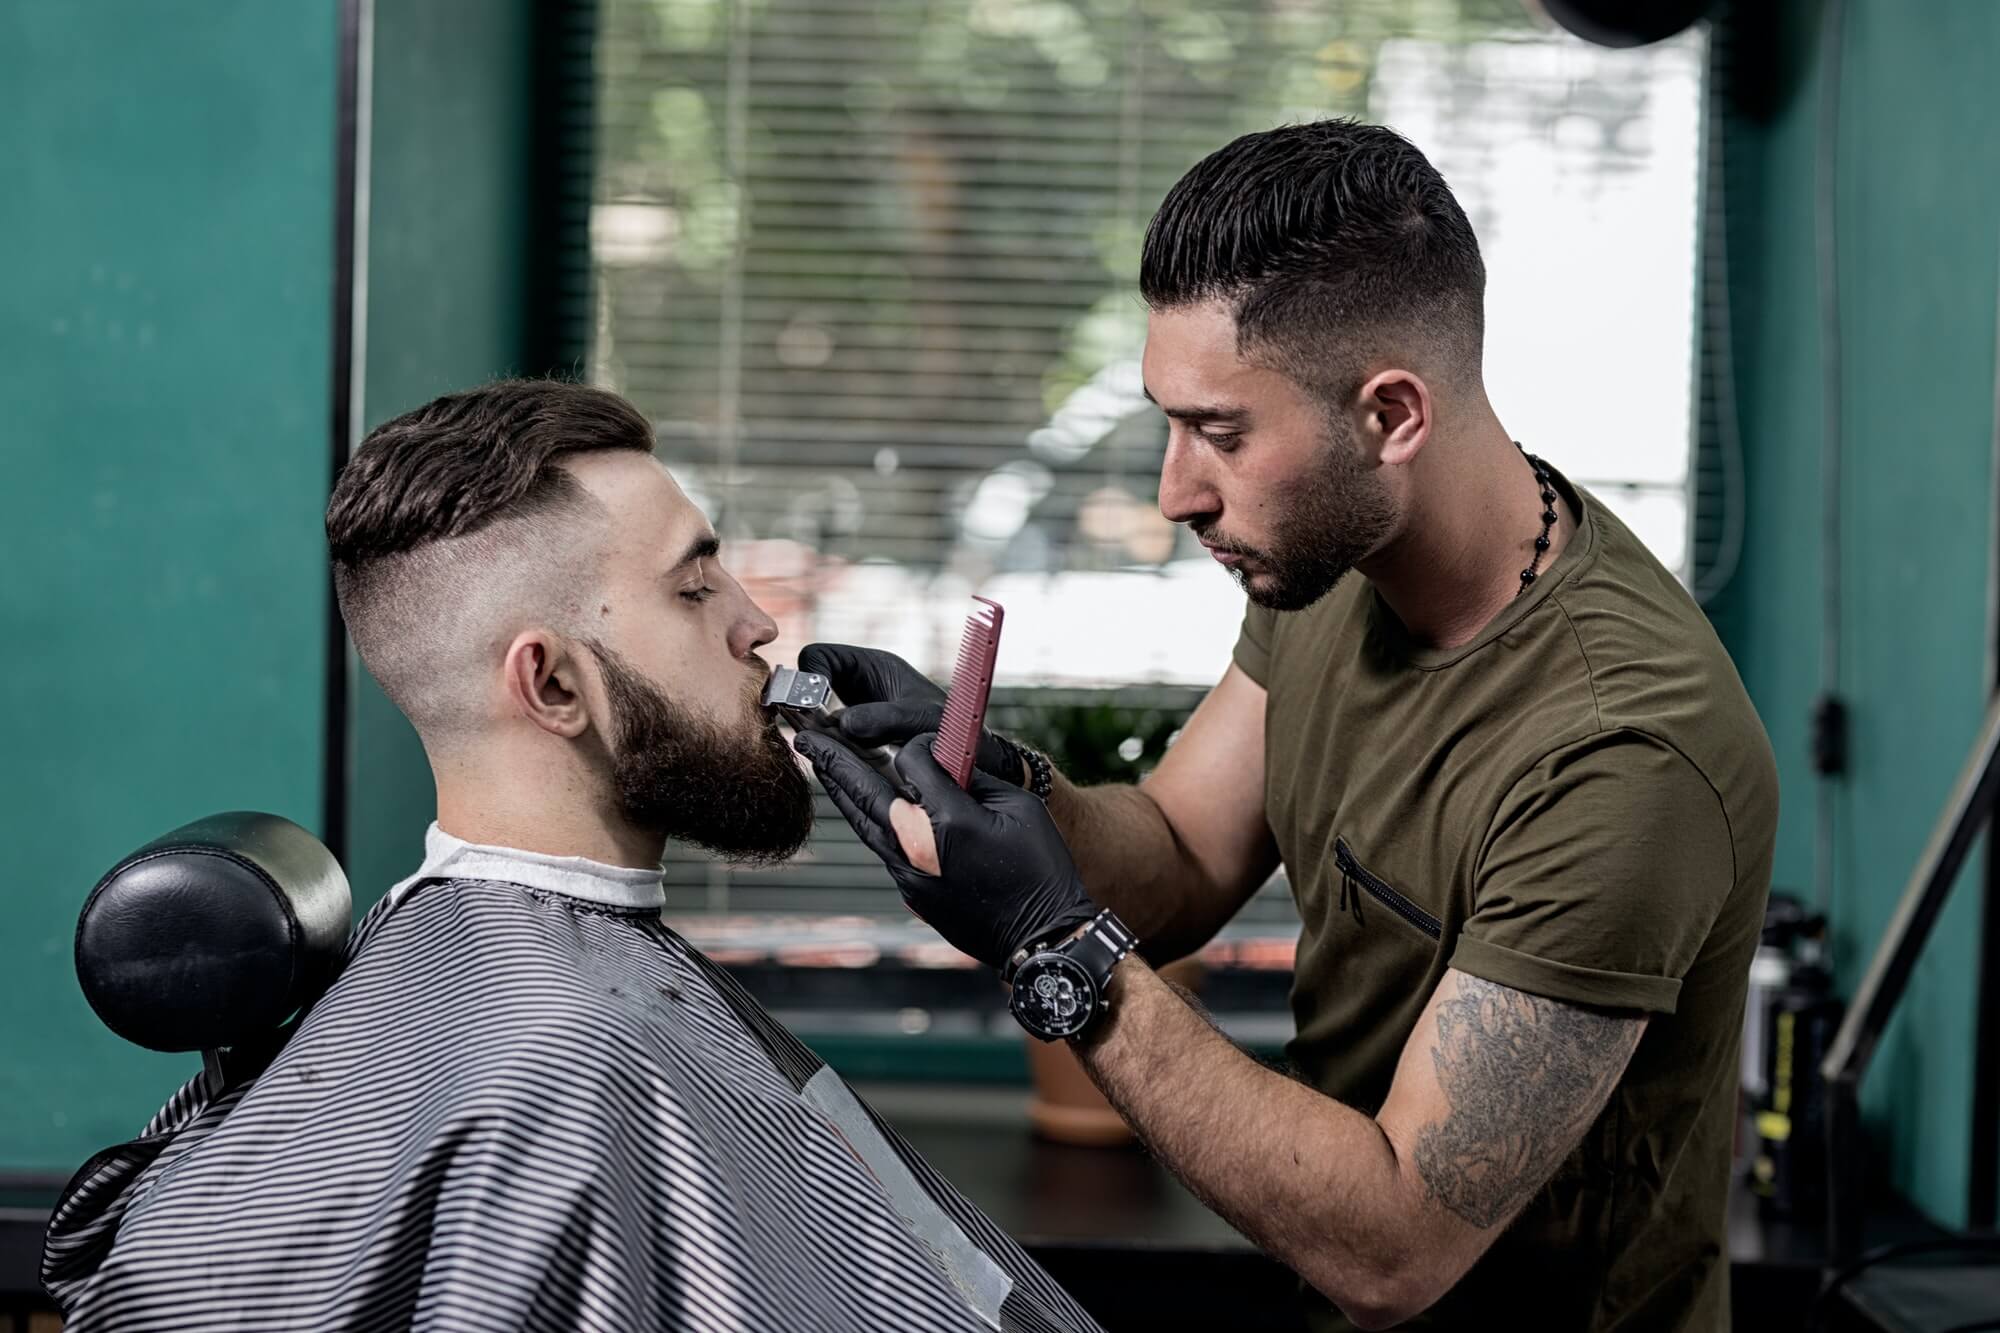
1010,953 -> 1098,1039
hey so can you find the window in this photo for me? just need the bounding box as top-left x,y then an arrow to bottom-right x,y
585,0 -> 1706,942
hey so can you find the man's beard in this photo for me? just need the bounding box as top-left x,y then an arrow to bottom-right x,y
586,639 -> 815,865
1198,425 -> 1398,612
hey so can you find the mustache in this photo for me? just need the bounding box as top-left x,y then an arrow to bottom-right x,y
1193,526 -> 1262,560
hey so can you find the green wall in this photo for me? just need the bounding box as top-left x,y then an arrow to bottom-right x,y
0,1 -> 338,1169
0,0 -> 539,1173
345,0 -> 540,908
1709,0 -> 2000,1226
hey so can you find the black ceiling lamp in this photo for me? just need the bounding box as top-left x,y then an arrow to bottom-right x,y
1533,0 -> 1714,48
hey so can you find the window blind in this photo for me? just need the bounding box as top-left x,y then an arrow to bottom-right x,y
579,0 -> 1706,915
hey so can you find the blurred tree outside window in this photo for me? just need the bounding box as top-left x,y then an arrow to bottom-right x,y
584,0 -> 1705,938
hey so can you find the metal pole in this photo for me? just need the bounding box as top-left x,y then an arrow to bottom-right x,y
1820,692 -> 2000,1256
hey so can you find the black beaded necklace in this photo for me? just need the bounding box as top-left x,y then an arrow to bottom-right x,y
1517,444 -> 1559,596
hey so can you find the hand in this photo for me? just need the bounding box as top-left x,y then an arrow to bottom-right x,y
797,642 -> 1025,785
796,730 -> 1098,971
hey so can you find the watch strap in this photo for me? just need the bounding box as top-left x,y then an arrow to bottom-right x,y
1066,908 -> 1137,979
1003,907 -> 1136,988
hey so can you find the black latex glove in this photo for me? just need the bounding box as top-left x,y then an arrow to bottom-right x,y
796,642 -> 1024,785
796,729 -> 1097,971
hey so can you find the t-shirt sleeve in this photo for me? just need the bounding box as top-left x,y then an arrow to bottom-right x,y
1232,601 -> 1277,687
1446,730 -> 1735,1015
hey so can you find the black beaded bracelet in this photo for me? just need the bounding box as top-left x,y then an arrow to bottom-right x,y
992,732 -> 1053,800
1017,743 -> 1054,802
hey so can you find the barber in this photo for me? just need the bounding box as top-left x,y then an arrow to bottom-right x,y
796,119 -> 1777,1332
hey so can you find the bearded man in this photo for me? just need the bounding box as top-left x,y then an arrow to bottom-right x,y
42,379 -> 1101,1333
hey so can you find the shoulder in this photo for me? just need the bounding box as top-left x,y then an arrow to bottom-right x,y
327,879 -> 658,1058
1543,493 -> 1777,815
1550,491 -> 1745,707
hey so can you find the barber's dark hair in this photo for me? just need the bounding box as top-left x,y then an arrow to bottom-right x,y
327,378 -> 656,736
1140,118 -> 1485,400
328,378 -> 654,568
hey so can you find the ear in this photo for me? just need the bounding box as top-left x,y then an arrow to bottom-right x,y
501,631 -> 593,740
1358,369 -> 1433,468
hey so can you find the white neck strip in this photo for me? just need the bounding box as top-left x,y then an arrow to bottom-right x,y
387,822 -> 666,912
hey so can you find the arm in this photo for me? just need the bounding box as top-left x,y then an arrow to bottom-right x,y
800,723 -> 1716,1327
1044,664 -> 1279,958
798,644 -> 1278,957
1075,733 -> 1740,1324
796,733 -> 1650,1326
1076,961 -> 1646,1329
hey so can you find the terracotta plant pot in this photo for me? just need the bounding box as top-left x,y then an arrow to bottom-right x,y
1024,957 -> 1205,1147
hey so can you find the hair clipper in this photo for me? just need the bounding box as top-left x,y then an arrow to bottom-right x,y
762,665 -> 905,789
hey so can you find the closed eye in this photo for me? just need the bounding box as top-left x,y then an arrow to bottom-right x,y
680,586 -> 716,604
1191,425 -> 1241,448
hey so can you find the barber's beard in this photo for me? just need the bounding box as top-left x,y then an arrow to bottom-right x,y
586,640 -> 816,865
1200,426 -> 1398,613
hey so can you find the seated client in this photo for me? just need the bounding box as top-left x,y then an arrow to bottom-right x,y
43,380 -> 1100,1333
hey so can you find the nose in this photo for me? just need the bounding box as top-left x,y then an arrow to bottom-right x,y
730,592 -> 779,661
1157,430 -> 1220,528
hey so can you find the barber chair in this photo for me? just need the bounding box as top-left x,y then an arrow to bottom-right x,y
75,812 -> 351,1090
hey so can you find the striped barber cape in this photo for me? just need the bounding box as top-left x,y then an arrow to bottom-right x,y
43,825 -> 1103,1333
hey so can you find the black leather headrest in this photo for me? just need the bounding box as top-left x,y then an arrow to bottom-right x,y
76,812 -> 352,1053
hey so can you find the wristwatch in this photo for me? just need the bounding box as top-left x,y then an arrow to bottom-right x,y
1004,908 -> 1139,1042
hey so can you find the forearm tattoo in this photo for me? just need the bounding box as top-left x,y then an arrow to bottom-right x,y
1414,975 -> 1643,1229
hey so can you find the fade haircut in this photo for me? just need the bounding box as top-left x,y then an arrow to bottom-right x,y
327,379 -> 655,741
1140,118 -> 1486,406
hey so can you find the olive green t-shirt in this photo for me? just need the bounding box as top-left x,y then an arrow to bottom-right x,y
1233,472 -> 1777,1332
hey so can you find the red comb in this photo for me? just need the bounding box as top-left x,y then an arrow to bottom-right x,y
935,596 -> 1003,788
